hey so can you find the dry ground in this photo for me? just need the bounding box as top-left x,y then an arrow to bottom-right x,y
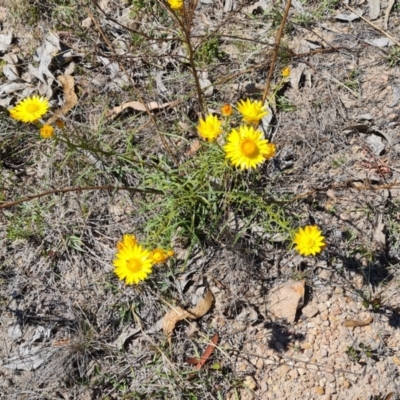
1,0 -> 400,399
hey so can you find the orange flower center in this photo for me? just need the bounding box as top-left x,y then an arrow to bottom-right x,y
305,238 -> 315,248
241,139 -> 259,158
26,103 -> 40,114
127,258 -> 142,273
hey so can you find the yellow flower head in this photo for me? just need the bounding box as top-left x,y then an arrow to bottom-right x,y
9,96 -> 50,123
168,0 -> 183,11
221,104 -> 233,117
39,124 -> 55,139
116,234 -> 137,251
237,98 -> 268,125
293,225 -> 326,256
197,114 -> 223,142
224,125 -> 276,170
113,236 -> 152,285
282,66 -> 291,78
150,248 -> 174,264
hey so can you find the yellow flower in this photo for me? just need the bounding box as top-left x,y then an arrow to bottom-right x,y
221,104 -> 233,117
113,236 -> 153,285
237,98 -> 268,125
39,124 -> 55,139
197,114 -> 223,142
116,234 -> 137,251
150,248 -> 174,264
293,225 -> 326,256
262,141 -> 276,160
9,96 -> 50,123
282,66 -> 291,78
224,125 -> 276,170
168,0 -> 183,11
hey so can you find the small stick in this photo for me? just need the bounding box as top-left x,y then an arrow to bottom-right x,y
342,2 -> 400,46
261,0 -> 292,105
0,186 -> 162,209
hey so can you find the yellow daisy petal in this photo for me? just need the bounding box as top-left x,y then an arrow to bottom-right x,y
223,125 -> 276,170
39,124 -> 55,139
113,237 -> 152,285
168,0 -> 183,11
150,248 -> 173,264
197,114 -> 223,142
9,96 -> 50,123
237,98 -> 268,125
293,225 -> 326,256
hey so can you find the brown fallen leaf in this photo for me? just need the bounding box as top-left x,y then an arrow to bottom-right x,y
163,289 -> 214,344
186,333 -> 219,370
47,75 -> 78,124
107,99 -> 179,119
343,315 -> 373,327
185,140 -> 201,157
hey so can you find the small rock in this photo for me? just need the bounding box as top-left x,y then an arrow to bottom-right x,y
267,280 -> 305,322
302,303 -> 319,318
297,367 -> 306,375
325,372 -> 335,383
315,386 -> 325,395
243,375 -> 257,390
342,380 -> 350,389
289,369 -> 299,380
276,364 -> 290,377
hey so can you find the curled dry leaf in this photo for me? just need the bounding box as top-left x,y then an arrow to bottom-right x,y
186,333 -> 218,369
47,75 -> 78,124
343,315 -> 373,327
107,99 -> 179,119
163,288 -> 214,344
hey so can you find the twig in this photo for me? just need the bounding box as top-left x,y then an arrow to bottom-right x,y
0,186 -> 162,209
342,1 -> 400,46
261,0 -> 292,104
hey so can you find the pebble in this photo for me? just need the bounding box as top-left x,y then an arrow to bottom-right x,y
315,386 -> 325,395
325,373 -> 335,383
297,367 -> 307,375
276,365 -> 290,377
289,369 -> 299,380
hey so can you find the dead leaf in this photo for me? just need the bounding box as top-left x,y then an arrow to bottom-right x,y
2,53 -> 19,80
47,75 -> 78,124
392,355 -> 400,366
368,0 -> 380,20
335,10 -> 363,22
373,214 -> 386,249
0,7 -> 7,22
343,315 -> 373,327
0,31 -> 12,52
185,140 -> 201,157
27,30 -> 60,97
384,0 -> 395,29
163,288 -> 214,343
186,333 -> 219,370
267,280 -> 305,323
107,100 -> 178,119
364,37 -> 394,47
